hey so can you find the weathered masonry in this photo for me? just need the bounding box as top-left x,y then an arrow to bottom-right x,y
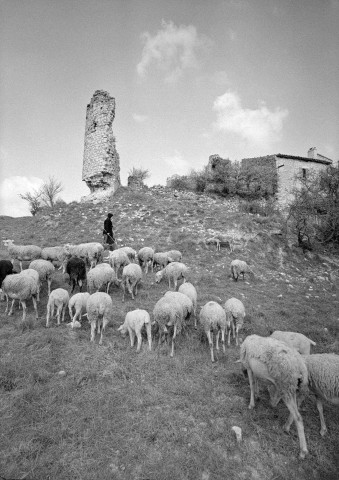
242,147 -> 333,207
82,90 -> 121,194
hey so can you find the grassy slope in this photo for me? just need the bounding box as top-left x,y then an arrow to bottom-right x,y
0,187 -> 338,480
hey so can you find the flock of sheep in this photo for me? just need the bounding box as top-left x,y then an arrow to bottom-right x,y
0,238 -> 338,460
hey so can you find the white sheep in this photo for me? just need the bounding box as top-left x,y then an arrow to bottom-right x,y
199,301 -> 228,363
205,237 -> 221,251
41,246 -> 66,268
46,288 -> 70,327
153,252 -> 171,271
284,354 -> 339,437
118,309 -> 152,352
138,247 -> 154,274
270,331 -> 316,355
107,249 -> 130,278
119,246 -> 137,262
231,259 -> 254,282
166,250 -> 182,262
239,334 -> 309,459
87,263 -> 119,294
178,282 -> 198,328
68,292 -> 91,327
153,296 -> 185,357
163,291 -> 193,323
3,239 -> 42,271
2,271 -> 39,321
86,292 -> 113,344
20,268 -> 41,302
224,297 -> 246,346
121,263 -> 143,302
155,262 -> 188,290
63,242 -> 104,270
29,259 -> 55,296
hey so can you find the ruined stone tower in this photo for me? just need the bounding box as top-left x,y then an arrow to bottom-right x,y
82,90 -> 120,194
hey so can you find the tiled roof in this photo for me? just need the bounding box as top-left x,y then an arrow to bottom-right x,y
276,154 -> 332,165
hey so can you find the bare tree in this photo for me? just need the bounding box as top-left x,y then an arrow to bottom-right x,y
19,189 -> 43,216
40,176 -> 63,208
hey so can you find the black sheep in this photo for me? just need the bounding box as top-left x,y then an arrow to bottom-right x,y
0,260 -> 14,290
65,257 -> 86,293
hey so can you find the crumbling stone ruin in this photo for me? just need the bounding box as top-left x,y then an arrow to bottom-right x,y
82,90 -> 121,195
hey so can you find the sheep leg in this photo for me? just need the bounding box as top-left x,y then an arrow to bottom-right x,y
136,332 -> 142,353
32,295 -> 38,320
129,328 -> 135,348
316,398 -> 328,436
284,396 -> 308,459
221,329 -> 226,354
46,304 -> 52,327
19,260 -> 23,272
21,300 -> 27,322
4,295 -> 9,314
170,324 -> 177,358
90,321 -> 96,342
227,325 -> 231,346
8,298 -> 15,316
56,305 -> 61,325
47,278 -> 51,296
121,283 -> 126,302
78,279 -> 83,292
127,280 -> 134,299
99,319 -> 108,345
146,322 -> 152,351
97,319 -> 101,334
247,368 -> 256,409
216,330 -> 220,351
61,305 -> 66,323
207,330 -> 214,363
235,325 -> 239,346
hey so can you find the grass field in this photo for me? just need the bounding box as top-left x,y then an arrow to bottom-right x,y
0,188 -> 338,480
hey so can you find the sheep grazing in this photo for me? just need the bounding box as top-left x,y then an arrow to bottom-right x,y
68,292 -> 91,327
121,264 -> 143,302
20,268 -> 41,302
224,297 -> 246,346
153,296 -> 185,357
86,292 -> 113,345
291,354 -> 339,437
63,242 -> 104,270
231,259 -> 254,282
178,282 -> 198,328
153,252 -> 171,271
107,249 -> 130,278
3,239 -> 42,271
29,259 -> 55,296
199,301 -> 228,363
155,262 -> 188,290
65,257 -> 87,293
163,291 -> 193,319
118,309 -> 152,352
138,247 -> 154,274
2,271 -> 39,321
119,246 -> 137,262
166,250 -> 182,262
87,263 -> 119,294
0,260 -> 14,296
239,334 -> 309,459
270,331 -> 316,355
205,237 -> 221,251
41,246 -> 66,267
46,288 -> 69,327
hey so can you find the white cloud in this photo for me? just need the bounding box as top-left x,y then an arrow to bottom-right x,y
163,151 -> 191,176
137,20 -> 212,83
132,113 -> 148,123
0,176 -> 44,217
213,90 -> 288,147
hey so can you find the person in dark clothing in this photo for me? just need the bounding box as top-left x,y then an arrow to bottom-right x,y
103,213 -> 115,250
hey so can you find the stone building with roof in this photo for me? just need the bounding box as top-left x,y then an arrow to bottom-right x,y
241,147 -> 333,207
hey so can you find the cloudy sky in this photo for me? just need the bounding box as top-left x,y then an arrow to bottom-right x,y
1,0 -> 338,216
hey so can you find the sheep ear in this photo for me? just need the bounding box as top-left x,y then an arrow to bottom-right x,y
117,325 -> 122,331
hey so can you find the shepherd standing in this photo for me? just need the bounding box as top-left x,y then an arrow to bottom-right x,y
103,213 -> 115,251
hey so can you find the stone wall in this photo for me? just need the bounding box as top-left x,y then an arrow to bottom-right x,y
82,90 -> 121,194
276,157 -> 328,208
